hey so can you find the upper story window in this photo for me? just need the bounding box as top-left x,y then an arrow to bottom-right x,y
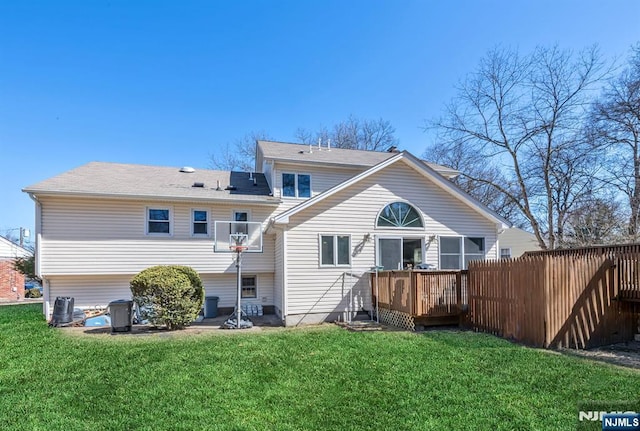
232,210 -> 249,234
192,209 -> 209,236
376,202 -> 423,228
147,208 -> 171,235
282,173 -> 311,198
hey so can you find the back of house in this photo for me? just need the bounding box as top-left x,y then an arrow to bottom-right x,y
24,140 -> 510,325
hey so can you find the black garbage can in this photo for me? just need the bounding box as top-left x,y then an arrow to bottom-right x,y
204,296 -> 219,318
51,297 -> 74,326
109,299 -> 133,332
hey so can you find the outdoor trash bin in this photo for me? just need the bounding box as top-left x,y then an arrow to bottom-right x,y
51,297 -> 74,325
108,299 -> 133,332
205,296 -> 219,318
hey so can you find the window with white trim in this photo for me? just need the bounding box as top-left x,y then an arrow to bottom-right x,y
282,173 -> 311,198
500,248 -> 512,259
376,202 -> 424,228
439,236 -> 485,269
320,235 -> 351,266
464,237 -> 485,268
241,275 -> 257,298
147,208 -> 171,235
192,209 -> 209,236
377,237 -> 424,270
439,237 -> 461,269
232,210 -> 249,234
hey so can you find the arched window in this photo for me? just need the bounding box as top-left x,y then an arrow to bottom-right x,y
376,202 -> 423,228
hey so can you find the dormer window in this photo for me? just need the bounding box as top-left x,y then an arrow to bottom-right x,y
282,173 -> 311,198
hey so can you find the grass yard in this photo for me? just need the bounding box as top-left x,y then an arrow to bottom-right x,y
1,304 -> 638,431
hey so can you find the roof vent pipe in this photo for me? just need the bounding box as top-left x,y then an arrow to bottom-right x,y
249,171 -> 253,180
253,177 -> 257,186
216,180 -> 221,191
309,141 -> 313,154
327,138 -> 331,151
318,138 -> 321,151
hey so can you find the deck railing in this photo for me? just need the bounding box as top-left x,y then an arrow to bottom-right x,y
371,270 -> 468,317
370,245 -> 639,348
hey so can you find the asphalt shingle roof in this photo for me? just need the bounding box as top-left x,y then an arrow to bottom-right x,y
23,162 -> 277,204
257,140 -> 458,176
257,140 -> 395,166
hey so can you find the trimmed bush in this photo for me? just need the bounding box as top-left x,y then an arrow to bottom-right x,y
130,265 -> 204,330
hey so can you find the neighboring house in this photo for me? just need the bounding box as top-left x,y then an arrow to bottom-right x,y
0,236 -> 32,301
24,140 -> 510,325
498,227 -> 541,258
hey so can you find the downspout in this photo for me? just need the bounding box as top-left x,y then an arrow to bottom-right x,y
282,228 -> 288,325
496,224 -> 506,260
28,193 -> 48,317
266,217 -> 287,325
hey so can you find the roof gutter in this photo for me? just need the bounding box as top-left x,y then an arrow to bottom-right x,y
22,190 -> 282,206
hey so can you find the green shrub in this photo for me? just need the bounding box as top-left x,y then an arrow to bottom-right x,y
25,287 -> 42,298
130,265 -> 204,330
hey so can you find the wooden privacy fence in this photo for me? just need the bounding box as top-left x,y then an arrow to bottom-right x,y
468,245 -> 640,349
371,270 -> 467,317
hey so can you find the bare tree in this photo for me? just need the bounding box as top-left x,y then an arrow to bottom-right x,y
211,117 -> 399,172
209,131 -> 270,172
588,44 -> 640,239
424,141 -> 525,226
296,115 -> 399,151
563,195 -> 627,246
428,45 -> 610,249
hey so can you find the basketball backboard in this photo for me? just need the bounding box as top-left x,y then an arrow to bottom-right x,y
213,220 -> 263,253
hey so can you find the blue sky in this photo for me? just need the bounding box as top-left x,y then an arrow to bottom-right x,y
1,0 -> 639,244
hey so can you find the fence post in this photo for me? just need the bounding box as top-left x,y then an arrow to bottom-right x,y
411,272 -> 416,315
456,271 -> 462,311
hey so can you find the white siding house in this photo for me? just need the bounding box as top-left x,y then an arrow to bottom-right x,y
498,227 -> 542,258
25,140 -> 510,323
0,236 -> 31,259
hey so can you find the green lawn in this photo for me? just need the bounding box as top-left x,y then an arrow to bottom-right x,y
0,304 -> 638,431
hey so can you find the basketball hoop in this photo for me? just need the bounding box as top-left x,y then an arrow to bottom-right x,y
212,221 -> 263,329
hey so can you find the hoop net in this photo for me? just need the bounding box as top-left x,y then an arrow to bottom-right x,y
229,245 -> 249,253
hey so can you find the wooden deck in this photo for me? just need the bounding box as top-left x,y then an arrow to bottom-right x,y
371,270 -> 468,327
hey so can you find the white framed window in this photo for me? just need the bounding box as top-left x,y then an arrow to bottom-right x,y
376,202 -> 424,228
439,237 -> 461,269
282,173 -> 311,198
439,236 -> 486,269
146,207 -> 172,235
241,275 -> 257,298
500,248 -> 512,259
376,236 -> 424,270
232,210 -> 249,234
191,209 -> 209,236
464,237 -> 485,268
320,234 -> 351,266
